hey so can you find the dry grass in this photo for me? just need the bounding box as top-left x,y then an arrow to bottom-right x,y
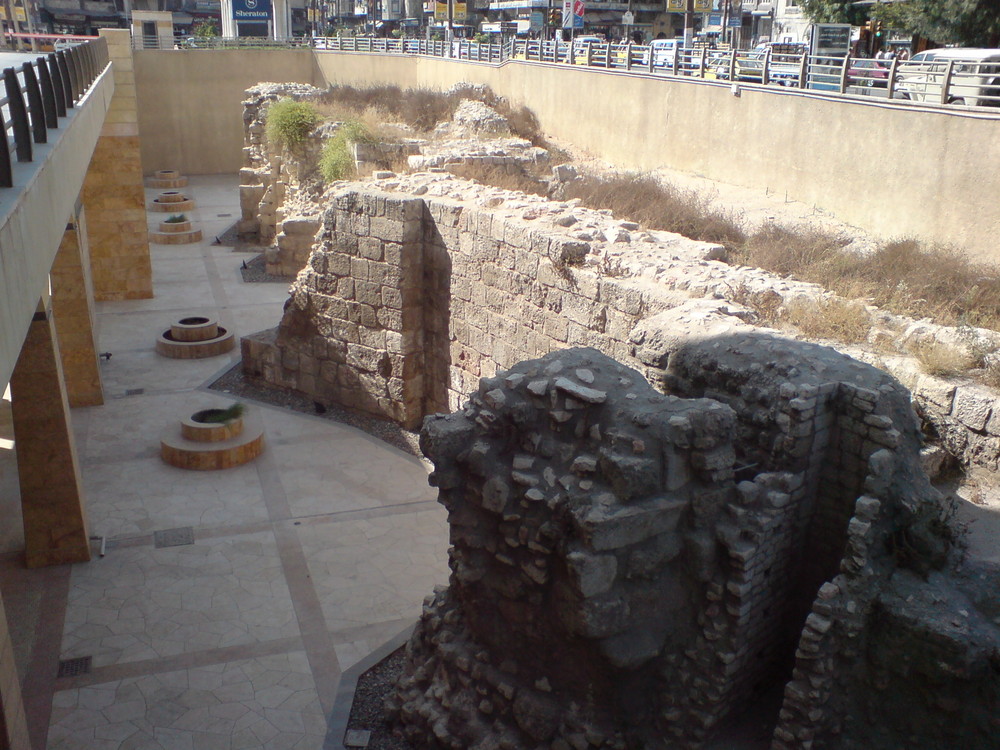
782,297 -> 873,344
735,231 -> 1000,331
447,162 -> 549,196
912,340 -> 975,377
560,173 -> 747,250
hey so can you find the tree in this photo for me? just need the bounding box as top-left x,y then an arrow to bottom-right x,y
193,20 -> 219,38
873,0 -> 1000,47
799,0 -> 866,26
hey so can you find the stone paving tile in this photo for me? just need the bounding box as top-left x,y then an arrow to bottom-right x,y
47,651 -> 325,750
272,436 -> 436,519
298,509 -> 450,633
97,350 -> 237,398
97,308 -> 221,353
79,392 -> 244,463
80,456 -> 268,539
60,532 -> 298,667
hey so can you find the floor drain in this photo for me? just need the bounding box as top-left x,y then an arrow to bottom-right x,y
217,213 -> 233,218
153,527 -> 195,548
57,656 -> 92,678
124,388 -> 145,396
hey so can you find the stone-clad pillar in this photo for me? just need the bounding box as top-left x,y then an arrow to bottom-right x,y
0,593 -> 30,750
51,206 -> 104,407
82,28 -> 153,302
9,301 -> 91,569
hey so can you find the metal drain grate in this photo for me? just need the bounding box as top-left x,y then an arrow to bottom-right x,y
217,213 -> 233,218
153,526 -> 195,548
124,388 -> 145,396
57,656 -> 92,678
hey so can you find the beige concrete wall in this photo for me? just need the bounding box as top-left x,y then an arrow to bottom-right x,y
0,66 -> 114,390
132,50 -> 1000,260
134,50 -> 321,175
313,54 -> 1000,262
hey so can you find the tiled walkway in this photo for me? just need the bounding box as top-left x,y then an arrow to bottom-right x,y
0,175 -> 450,750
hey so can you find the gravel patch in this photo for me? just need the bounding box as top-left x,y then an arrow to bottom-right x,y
239,253 -> 293,284
207,363 -> 422,457
344,647 -> 414,750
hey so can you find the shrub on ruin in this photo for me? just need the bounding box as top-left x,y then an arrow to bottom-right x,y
319,120 -> 375,183
265,98 -> 321,148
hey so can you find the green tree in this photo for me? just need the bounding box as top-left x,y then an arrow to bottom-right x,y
873,0 -> 1000,47
193,20 -> 218,38
799,0 -> 865,26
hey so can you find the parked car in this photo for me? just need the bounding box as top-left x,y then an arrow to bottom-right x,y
640,38 -> 682,68
896,48 -> 1000,106
848,58 -> 889,88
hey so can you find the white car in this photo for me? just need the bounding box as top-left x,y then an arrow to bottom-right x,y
896,48 -> 1000,106
641,38 -> 682,67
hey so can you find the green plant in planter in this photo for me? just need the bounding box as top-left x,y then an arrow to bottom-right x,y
266,98 -> 321,148
319,119 -> 376,183
198,403 -> 245,423
164,213 -> 188,223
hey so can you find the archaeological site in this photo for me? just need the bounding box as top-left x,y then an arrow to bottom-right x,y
235,82 -> 999,749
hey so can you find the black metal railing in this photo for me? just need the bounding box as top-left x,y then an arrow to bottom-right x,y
0,36 -> 109,188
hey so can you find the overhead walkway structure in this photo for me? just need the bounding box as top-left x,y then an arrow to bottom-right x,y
0,29 -> 152,750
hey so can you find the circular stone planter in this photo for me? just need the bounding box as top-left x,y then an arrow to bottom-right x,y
161,407 -> 264,470
149,191 -> 196,212
150,217 -> 203,245
182,409 -> 245,442
148,169 -> 189,188
156,316 -> 235,359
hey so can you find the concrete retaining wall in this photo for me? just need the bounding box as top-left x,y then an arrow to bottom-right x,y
132,49 -> 1000,260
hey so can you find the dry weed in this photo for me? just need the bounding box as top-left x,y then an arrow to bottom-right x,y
726,282 -> 782,327
783,297 -> 872,344
912,340 -> 974,377
448,162 -> 548,196
735,230 -> 1000,331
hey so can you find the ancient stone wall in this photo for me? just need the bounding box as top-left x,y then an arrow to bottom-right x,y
385,343 -> 993,749
241,180 -> 723,429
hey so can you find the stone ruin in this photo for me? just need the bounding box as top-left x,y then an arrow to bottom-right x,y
387,344 -> 999,749
231,81 -> 1000,747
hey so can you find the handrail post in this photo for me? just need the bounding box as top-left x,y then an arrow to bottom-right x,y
672,47 -> 680,75
728,49 -> 736,81
699,47 -> 706,78
886,57 -> 899,99
21,62 -> 46,144
36,56 -> 57,128
798,52 -> 808,89
48,54 -> 66,117
838,54 -> 850,94
647,43 -> 653,72
762,47 -> 771,86
5,67 -> 33,162
940,59 -> 955,104
625,42 -> 632,71
56,51 -> 74,108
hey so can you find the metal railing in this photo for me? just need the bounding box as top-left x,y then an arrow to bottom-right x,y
0,36 -> 109,188
141,33 -> 1000,110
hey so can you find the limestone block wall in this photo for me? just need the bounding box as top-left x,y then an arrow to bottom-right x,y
83,29 -> 152,302
243,190 -> 429,428
242,185 -> 666,429
50,206 -> 104,407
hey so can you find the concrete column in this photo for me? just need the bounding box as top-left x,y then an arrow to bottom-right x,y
82,29 -> 154,302
51,206 -> 104,408
9,301 -> 91,569
0,593 -> 30,750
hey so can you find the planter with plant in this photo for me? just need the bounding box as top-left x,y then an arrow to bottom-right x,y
182,402 -> 246,442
